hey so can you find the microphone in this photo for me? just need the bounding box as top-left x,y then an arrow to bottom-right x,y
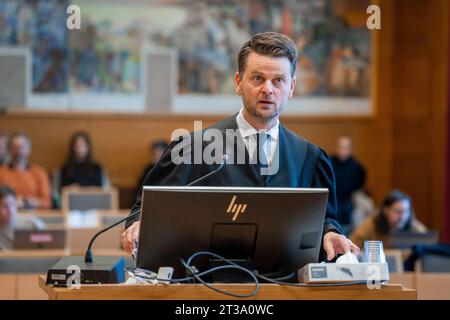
85,209 -> 140,263
86,154 -> 228,262
47,154 -> 229,287
186,154 -> 229,186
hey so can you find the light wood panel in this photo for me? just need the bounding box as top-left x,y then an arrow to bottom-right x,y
391,0 -> 449,230
389,273 -> 415,291
0,274 -> 16,299
415,273 -> 450,300
16,274 -> 48,300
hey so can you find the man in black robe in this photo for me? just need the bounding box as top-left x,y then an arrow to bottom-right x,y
122,32 -> 359,261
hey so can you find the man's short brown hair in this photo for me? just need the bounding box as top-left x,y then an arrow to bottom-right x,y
237,32 -> 298,78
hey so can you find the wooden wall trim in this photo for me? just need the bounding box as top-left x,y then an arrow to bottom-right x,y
1,109 -> 376,124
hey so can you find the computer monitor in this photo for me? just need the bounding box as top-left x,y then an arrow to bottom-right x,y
61,187 -> 119,211
136,186 -> 328,279
388,230 -> 439,249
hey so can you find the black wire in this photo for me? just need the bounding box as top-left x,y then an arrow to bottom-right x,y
186,251 -> 374,288
129,265 -> 261,298
260,271 -> 295,279
180,259 -> 260,298
128,260 -> 261,298
260,272 -> 296,282
127,251 -> 377,298
128,264 -> 259,287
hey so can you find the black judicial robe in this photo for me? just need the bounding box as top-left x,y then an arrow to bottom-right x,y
127,114 -> 343,241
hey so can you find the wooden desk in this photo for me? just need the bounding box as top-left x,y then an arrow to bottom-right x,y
39,276 -> 416,300
18,209 -> 130,218
0,249 -> 68,258
415,273 -> 450,300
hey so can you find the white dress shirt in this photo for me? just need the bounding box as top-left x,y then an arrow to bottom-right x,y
235,108 -> 279,166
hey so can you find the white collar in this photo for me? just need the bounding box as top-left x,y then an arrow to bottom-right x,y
236,108 -> 279,141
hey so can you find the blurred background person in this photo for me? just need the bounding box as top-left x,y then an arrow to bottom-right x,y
351,189 -> 375,230
137,140 -> 169,191
0,132 -> 51,209
0,131 -> 9,165
53,131 -> 110,193
350,190 -> 428,249
0,185 -> 46,250
330,136 -> 366,234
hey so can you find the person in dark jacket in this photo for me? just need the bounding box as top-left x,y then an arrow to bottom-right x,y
137,140 -> 169,190
330,136 -> 366,232
53,131 -> 110,192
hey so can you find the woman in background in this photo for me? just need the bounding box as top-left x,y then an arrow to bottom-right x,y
350,190 -> 427,249
53,131 -> 110,192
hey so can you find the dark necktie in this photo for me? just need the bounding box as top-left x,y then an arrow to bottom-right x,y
254,132 -> 269,174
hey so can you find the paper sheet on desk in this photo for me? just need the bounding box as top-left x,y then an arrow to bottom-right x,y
68,210 -> 99,228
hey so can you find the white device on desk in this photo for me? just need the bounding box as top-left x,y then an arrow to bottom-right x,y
298,261 -> 390,283
298,244 -> 390,284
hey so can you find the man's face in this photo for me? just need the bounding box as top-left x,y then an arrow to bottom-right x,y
235,52 -> 296,123
0,195 -> 17,227
336,137 -> 353,161
9,136 -> 31,164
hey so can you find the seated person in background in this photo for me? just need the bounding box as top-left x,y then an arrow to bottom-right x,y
53,131 -> 110,192
0,131 -> 9,165
330,136 -> 366,234
0,132 -> 52,209
137,140 -> 169,190
351,189 -> 375,229
350,190 -> 427,249
0,185 -> 45,250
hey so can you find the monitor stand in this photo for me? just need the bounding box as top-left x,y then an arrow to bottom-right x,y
209,258 -> 255,283
208,223 -> 258,283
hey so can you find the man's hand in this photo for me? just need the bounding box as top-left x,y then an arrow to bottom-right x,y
121,221 -> 140,255
323,231 -> 360,261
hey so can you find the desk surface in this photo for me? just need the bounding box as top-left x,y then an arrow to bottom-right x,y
18,209 -> 130,216
0,249 -> 69,258
38,275 -> 417,300
0,249 -> 127,258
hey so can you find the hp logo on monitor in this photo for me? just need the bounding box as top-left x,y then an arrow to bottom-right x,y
226,195 -> 247,221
